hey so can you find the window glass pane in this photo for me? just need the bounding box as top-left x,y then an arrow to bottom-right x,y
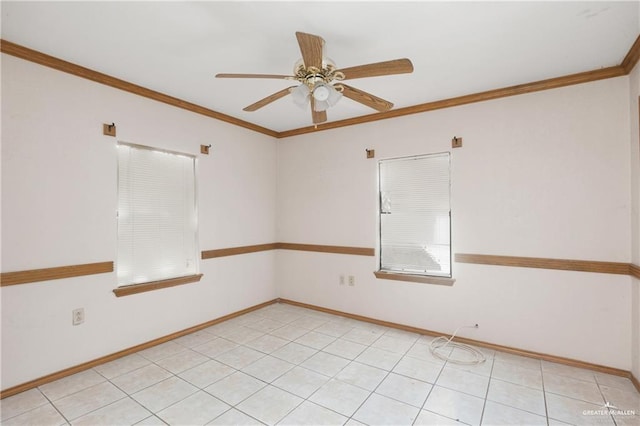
117,144 -> 197,286
379,153 -> 451,277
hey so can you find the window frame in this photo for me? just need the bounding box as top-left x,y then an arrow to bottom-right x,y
114,141 -> 201,296
376,152 -> 454,285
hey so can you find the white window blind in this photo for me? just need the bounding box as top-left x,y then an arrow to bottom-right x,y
117,143 -> 198,286
379,152 -> 451,277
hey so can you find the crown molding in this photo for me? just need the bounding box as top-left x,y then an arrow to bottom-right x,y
277,66 -> 625,138
621,34 -> 640,74
0,39 -> 278,138
2,35 -> 638,139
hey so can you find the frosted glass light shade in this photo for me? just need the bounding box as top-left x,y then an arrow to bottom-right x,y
312,83 -> 342,111
291,84 -> 310,108
313,85 -> 330,101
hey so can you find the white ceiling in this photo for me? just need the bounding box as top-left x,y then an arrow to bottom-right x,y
2,1 -> 639,132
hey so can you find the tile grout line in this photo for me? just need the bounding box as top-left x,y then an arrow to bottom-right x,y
25,366 -> 135,424
43,377 -> 135,424
343,330 -> 419,424
267,315 -> 414,423
86,367 -> 155,423
297,325 -> 372,424
133,370 -> 199,421
150,309 -> 277,423
204,308 -> 342,424
98,328 -> 259,424
249,308 -> 369,424
410,337 -> 451,425
0,390 -> 52,423
539,359 -> 550,426
144,308 -> 637,424
38,386 -> 75,425
6,307 -> 323,425
593,373 -> 619,426
477,353 -> 497,425
7,304 -> 637,425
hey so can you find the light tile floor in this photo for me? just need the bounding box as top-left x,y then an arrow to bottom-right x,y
2,303 -> 639,425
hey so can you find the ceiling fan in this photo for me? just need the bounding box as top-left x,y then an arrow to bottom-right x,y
216,32 -> 414,125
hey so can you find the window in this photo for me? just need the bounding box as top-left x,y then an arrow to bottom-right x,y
378,152 -> 451,278
117,142 -> 198,287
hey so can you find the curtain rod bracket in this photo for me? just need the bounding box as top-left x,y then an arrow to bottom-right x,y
103,122 -> 116,137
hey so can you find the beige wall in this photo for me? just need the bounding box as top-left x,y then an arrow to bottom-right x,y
276,77 -> 633,370
1,51 -> 638,391
0,55 -> 278,389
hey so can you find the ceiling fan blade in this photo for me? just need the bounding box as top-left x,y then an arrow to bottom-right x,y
310,97 -> 327,124
216,73 -> 294,79
339,84 -> 394,112
296,32 -> 324,70
336,58 -> 414,80
243,86 -> 297,112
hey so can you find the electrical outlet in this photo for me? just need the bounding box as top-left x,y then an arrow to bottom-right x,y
339,275 -> 345,285
348,275 -> 355,286
72,308 -> 84,326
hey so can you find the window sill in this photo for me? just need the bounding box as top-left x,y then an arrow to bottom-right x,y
113,274 -> 203,297
373,271 -> 455,286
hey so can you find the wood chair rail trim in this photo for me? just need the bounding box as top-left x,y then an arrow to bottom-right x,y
455,253 -> 632,275
2,252 -> 637,287
201,243 -> 279,259
201,242 -> 375,258
275,242 -> 375,256
0,262 -> 114,287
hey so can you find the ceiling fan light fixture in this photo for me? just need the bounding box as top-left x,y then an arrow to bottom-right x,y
313,84 -> 330,101
291,84 -> 310,108
218,32 -> 413,124
322,57 -> 335,69
293,57 -> 336,75
312,83 -> 342,111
